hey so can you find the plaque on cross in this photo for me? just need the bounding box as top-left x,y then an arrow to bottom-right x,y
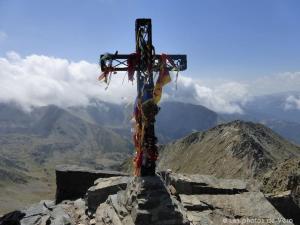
99,18 -> 187,176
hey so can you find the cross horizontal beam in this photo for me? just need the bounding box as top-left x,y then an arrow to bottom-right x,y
100,53 -> 187,72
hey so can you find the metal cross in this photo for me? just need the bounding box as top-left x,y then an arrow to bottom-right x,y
99,18 -> 187,176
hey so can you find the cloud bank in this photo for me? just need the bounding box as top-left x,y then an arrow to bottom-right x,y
0,52 -> 299,114
0,52 -> 136,111
165,76 -> 249,114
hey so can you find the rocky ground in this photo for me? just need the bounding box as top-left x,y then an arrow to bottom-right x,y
0,166 -> 297,225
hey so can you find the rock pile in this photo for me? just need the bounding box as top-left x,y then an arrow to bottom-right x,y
96,176 -> 189,225
0,167 -> 296,225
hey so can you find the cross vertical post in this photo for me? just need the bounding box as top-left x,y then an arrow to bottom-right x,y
99,18 -> 187,176
135,19 -> 157,176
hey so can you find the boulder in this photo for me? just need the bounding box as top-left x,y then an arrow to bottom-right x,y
289,171 -> 300,209
87,176 -> 130,213
266,191 -> 299,225
55,165 -> 128,203
264,171 -> 300,225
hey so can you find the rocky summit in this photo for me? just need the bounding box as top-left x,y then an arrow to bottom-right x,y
0,167 -> 295,225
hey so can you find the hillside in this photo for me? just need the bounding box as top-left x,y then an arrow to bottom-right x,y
0,104 -> 132,168
158,120 -> 300,182
67,100 -> 127,127
156,101 -> 218,142
262,157 -> 300,193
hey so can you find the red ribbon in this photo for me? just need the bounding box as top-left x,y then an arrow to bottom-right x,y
127,53 -> 140,81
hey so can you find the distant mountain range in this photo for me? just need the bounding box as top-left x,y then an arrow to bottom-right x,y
0,91 -> 300,213
67,100 -> 219,144
61,92 -> 300,145
0,103 -> 132,167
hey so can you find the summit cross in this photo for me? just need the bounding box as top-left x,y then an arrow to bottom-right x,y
99,18 -> 187,176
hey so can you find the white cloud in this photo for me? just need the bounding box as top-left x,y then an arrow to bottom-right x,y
0,31 -> 7,42
164,76 -> 250,114
0,52 -> 251,114
0,52 -> 136,111
285,95 -> 300,110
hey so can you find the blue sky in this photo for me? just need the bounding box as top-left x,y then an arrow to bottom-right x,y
1,0 -> 300,80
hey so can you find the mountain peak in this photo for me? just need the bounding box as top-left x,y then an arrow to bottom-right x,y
158,121 -> 300,180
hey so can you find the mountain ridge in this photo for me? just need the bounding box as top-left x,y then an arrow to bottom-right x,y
158,120 -> 300,181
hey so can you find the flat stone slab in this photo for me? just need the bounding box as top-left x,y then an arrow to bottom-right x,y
161,172 -> 248,195
56,165 -> 128,175
55,165 -> 128,203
